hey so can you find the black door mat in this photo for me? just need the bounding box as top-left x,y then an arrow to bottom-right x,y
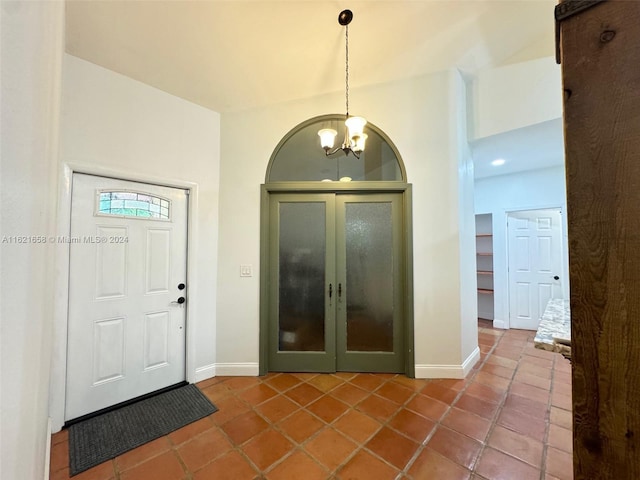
68,384 -> 217,476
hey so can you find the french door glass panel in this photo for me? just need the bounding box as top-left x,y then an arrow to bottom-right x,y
269,192 -> 403,373
278,202 -> 326,351
344,202 -> 394,352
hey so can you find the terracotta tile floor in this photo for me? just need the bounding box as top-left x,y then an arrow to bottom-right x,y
50,320 -> 573,479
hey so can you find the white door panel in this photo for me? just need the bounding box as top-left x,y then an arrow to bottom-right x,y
95,227 -> 128,298
538,237 -> 553,272
143,311 -> 170,370
93,316 -> 125,384
145,229 -> 171,294
66,174 -> 188,421
508,209 -> 563,330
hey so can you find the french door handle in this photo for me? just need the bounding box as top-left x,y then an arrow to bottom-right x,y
338,283 -> 342,298
329,283 -> 333,299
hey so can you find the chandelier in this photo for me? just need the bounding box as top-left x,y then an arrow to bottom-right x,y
318,9 -> 368,159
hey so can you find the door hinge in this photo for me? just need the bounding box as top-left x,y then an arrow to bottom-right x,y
555,0 -> 608,64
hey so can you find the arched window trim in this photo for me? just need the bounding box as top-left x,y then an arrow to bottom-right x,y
265,114 -> 407,184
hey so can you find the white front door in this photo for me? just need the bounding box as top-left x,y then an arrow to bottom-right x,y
507,208 -> 564,330
65,174 -> 188,421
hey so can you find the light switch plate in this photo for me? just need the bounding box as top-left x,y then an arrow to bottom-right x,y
240,264 -> 252,277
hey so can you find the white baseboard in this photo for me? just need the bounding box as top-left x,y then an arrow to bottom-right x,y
194,364 -> 217,383
492,318 -> 507,329
415,347 -> 481,379
462,347 -> 481,376
214,362 -> 259,376
192,362 -> 260,383
44,417 -> 52,480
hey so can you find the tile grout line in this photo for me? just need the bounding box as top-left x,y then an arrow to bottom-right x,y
472,330 -> 530,480
539,353 -> 554,480
449,327 -> 510,477
253,373 -> 393,478
539,351 -> 566,480
52,324 -> 572,480
401,325 -> 507,479
188,379 -> 282,479
351,375 -> 435,478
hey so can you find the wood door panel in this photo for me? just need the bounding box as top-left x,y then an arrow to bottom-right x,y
560,0 -> 640,477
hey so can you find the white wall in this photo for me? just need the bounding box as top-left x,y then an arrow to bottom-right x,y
217,70 -> 478,377
471,56 -> 562,141
52,54 -> 221,429
474,166 -> 568,328
0,1 -> 64,479
454,75 -> 480,366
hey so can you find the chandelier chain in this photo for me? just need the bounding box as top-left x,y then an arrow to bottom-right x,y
345,23 -> 349,116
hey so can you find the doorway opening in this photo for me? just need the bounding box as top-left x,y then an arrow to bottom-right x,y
475,213 -> 495,322
507,208 -> 565,331
65,173 -> 189,422
259,115 -> 414,376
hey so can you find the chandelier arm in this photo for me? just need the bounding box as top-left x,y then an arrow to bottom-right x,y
323,146 -> 361,160
324,146 -> 344,157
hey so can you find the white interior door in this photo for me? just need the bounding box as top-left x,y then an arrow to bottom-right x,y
507,208 -> 563,330
65,174 -> 188,421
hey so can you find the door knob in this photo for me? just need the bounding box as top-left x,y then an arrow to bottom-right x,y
553,275 -> 560,280
171,297 -> 186,305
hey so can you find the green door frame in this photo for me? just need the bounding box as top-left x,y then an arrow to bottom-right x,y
259,181 -> 415,377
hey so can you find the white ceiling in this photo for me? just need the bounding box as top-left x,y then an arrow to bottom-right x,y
65,0 -> 557,113
64,0 -> 563,177
472,119 -> 565,179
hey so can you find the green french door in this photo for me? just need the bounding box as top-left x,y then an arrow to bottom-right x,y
268,192 -> 404,373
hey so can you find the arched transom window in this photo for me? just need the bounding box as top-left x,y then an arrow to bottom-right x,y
267,115 -> 406,183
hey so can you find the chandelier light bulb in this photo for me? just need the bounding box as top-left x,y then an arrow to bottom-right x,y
352,133 -> 368,153
318,128 -> 338,150
345,116 -> 367,139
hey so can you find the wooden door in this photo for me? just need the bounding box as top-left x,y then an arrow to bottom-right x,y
560,0 -> 640,477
